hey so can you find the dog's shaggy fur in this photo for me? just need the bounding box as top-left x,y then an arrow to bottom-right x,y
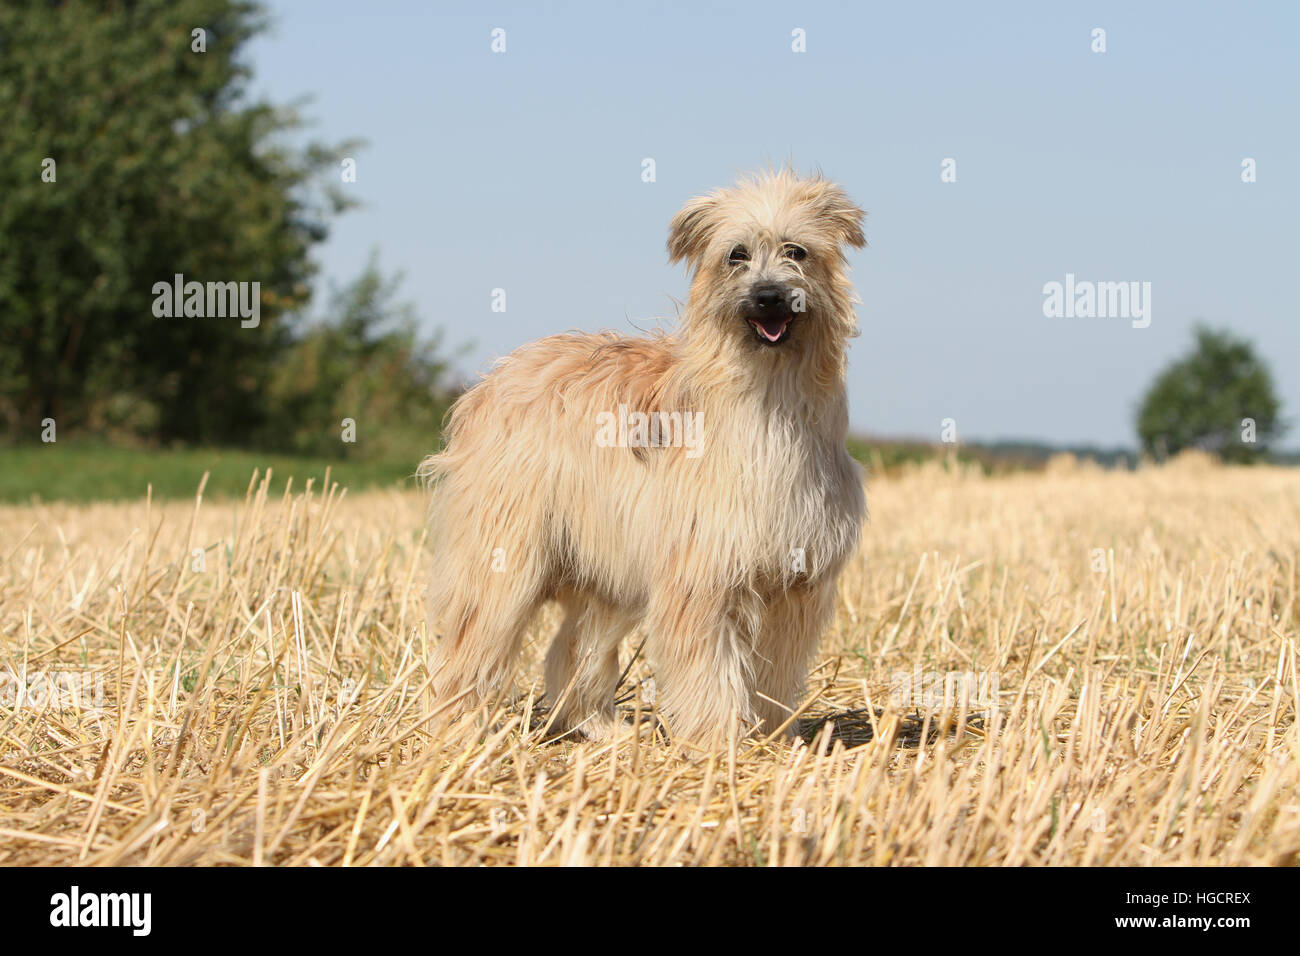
420,169 -> 867,745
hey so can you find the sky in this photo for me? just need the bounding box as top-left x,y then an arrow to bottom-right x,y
247,1 -> 1300,449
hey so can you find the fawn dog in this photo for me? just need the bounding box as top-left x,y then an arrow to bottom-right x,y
420,169 -> 867,746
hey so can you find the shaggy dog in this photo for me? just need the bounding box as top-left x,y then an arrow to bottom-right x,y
420,169 -> 867,746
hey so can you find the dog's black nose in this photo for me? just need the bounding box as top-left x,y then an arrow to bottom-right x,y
753,286 -> 785,309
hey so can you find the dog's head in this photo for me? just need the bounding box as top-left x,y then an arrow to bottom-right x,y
667,170 -> 865,352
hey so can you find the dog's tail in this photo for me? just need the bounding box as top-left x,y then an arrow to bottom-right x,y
417,377 -> 491,491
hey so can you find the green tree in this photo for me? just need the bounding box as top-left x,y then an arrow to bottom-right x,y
260,257 -> 460,462
0,0 -> 356,443
1136,326 -> 1284,463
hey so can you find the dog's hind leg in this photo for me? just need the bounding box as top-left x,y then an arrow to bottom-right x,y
426,500 -> 550,718
544,593 -> 634,740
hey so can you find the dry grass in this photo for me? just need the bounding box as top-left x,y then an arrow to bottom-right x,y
1,456 -> 1297,866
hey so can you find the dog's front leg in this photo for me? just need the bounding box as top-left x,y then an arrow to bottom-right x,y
645,589 -> 761,747
750,580 -> 838,739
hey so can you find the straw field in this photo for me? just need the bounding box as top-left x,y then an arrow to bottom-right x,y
1,455 -> 1297,865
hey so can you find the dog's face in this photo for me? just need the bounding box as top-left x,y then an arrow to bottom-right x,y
667,171 -> 865,352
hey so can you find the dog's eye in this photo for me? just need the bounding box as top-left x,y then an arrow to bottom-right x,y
728,245 -> 750,264
783,244 -> 808,262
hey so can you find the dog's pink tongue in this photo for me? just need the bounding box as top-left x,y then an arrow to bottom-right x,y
751,316 -> 789,341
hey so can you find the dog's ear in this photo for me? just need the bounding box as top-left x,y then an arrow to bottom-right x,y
667,193 -> 720,266
812,183 -> 867,250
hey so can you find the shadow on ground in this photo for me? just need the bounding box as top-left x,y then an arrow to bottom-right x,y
798,708 -> 987,749
525,698 -> 986,751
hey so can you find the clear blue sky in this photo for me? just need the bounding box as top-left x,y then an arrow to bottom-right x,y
248,1 -> 1299,449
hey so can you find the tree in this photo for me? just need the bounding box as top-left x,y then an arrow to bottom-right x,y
1136,326 -> 1284,463
0,0 -> 356,443
260,257 -> 459,461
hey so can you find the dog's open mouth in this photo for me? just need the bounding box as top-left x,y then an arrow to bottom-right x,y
747,313 -> 793,345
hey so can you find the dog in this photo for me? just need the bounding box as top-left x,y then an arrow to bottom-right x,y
420,169 -> 867,746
